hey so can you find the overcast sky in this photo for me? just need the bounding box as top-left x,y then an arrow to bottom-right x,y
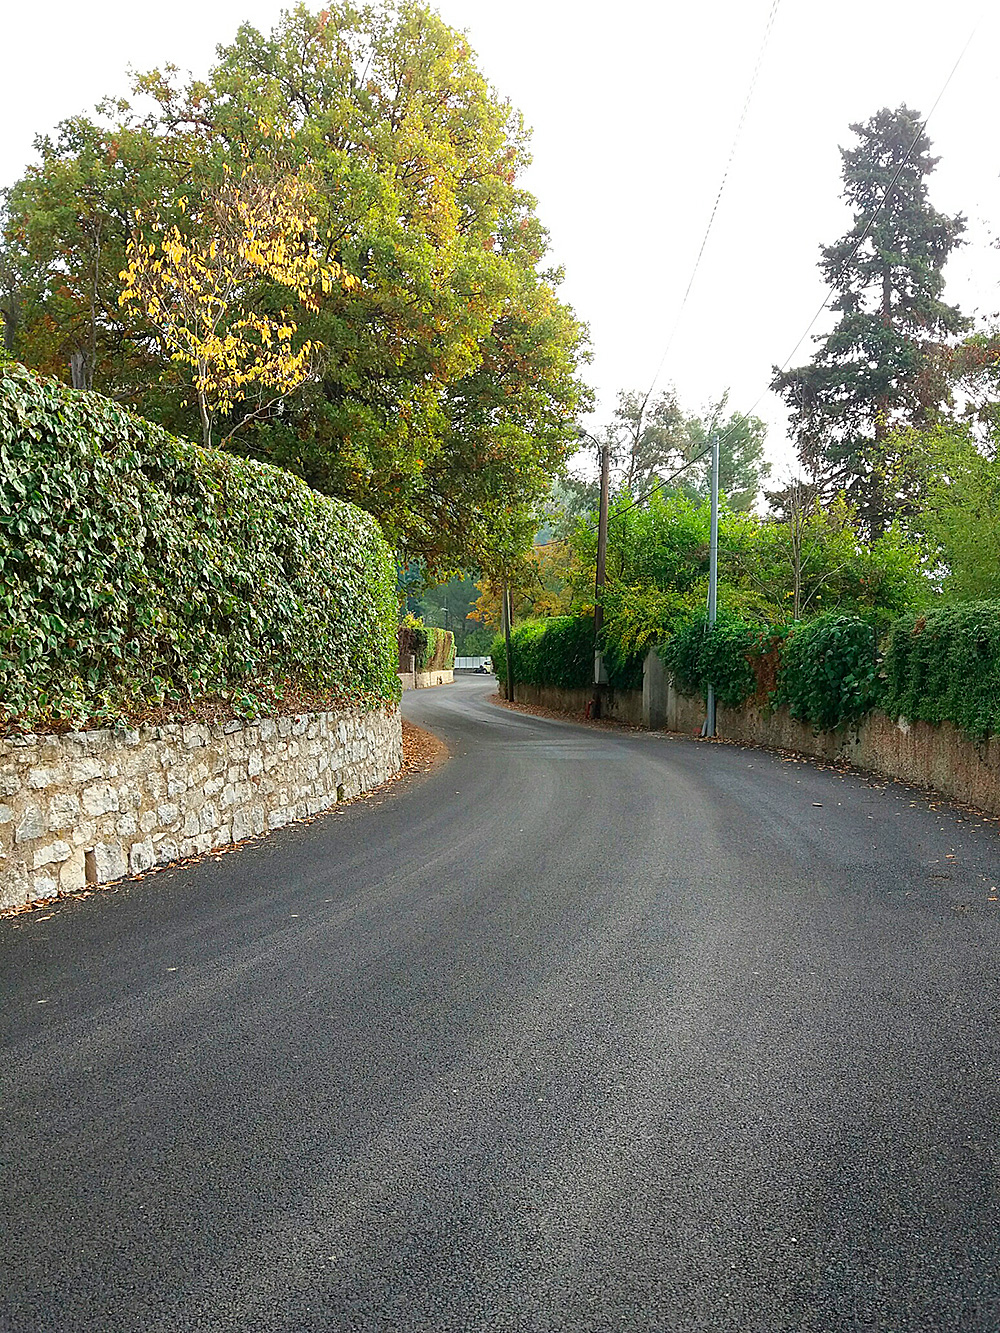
4,0 -> 998,477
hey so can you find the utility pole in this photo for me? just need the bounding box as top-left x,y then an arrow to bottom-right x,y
501,580 -> 514,702
593,440 -> 611,717
704,429 -> 720,738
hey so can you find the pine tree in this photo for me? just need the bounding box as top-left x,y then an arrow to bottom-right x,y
772,106 -> 966,536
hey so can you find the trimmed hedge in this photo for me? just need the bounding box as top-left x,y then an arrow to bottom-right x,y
398,623 -> 455,672
1,363 -> 400,729
883,602 -> 1000,738
774,613 -> 881,730
662,611 -> 758,708
491,615 -> 642,693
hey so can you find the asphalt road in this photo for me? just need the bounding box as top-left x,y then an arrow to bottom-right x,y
4,675 -> 1000,1332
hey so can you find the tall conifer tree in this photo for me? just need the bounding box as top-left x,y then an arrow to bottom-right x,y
772,106 -> 966,535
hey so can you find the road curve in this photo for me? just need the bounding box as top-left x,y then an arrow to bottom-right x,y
3,675 -> 1000,1332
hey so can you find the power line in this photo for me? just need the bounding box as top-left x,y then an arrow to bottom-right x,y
640,0 -> 783,413
602,11 -> 982,529
772,16 -> 982,380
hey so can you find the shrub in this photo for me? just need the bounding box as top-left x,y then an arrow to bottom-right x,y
491,616 -> 592,690
883,602 -> 1000,738
662,610 -> 758,707
0,364 -> 399,730
774,613 -> 881,729
491,615 -> 643,692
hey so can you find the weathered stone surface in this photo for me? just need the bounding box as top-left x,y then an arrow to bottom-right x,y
129,841 -> 155,874
33,840 -> 72,869
3,705 -> 402,910
87,843 -> 127,884
15,807 -> 47,844
48,793 -> 81,830
82,783 -> 119,818
60,851 -> 87,892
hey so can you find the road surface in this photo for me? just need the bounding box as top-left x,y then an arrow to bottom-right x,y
3,675 -> 1000,1331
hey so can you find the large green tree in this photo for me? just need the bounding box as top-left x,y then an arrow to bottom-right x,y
684,394 -> 770,512
1,2 -> 590,573
772,106 -> 966,536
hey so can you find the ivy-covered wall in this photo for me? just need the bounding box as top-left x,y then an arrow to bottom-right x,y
1,365 -> 400,733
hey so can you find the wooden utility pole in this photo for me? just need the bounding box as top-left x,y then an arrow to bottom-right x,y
593,441 -> 611,718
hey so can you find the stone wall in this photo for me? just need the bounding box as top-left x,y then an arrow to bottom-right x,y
398,668 -> 454,691
1,705 -> 402,912
656,675 -> 1000,818
508,682 -> 644,726
506,650 -> 1000,818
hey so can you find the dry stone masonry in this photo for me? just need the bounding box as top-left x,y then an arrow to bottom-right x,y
1,706 -> 402,912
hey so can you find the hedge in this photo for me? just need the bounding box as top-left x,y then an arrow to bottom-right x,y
491,615 -> 643,693
883,602 -> 1000,738
0,363 -> 400,730
490,601 -> 1000,743
774,613 -> 881,730
398,623 -> 455,672
662,611 -> 758,708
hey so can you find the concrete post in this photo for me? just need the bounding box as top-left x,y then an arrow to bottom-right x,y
643,647 -> 667,730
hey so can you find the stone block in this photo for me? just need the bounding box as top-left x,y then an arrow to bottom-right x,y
27,767 -> 61,790
82,783 -> 119,817
0,864 -> 29,912
33,839 -> 73,868
0,803 -> 12,825
59,851 -> 87,892
157,803 -> 180,826
182,723 -> 208,750
139,810 -> 158,834
267,808 -> 289,831
86,843 -> 127,884
248,751 -> 263,778
15,806 -> 46,844
47,793 -> 81,830
198,802 -> 219,835
129,841 -> 154,874
71,758 -> 103,784
32,874 -> 59,901
232,808 -> 253,843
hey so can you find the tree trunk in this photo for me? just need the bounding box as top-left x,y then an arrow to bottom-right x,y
197,386 -> 212,448
69,350 -> 88,390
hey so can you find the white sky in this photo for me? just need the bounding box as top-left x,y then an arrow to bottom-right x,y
4,0 -> 999,478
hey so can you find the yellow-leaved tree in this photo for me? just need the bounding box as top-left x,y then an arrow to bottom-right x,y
119,162 -> 355,446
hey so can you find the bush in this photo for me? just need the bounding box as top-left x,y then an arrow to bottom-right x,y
0,364 -> 399,730
491,615 -> 643,692
662,611 -> 758,707
774,613 -> 881,729
398,619 -> 456,672
491,616 -> 593,691
883,602 -> 1000,738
